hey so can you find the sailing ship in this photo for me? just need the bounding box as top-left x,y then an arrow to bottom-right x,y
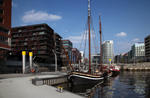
68,0 -> 108,85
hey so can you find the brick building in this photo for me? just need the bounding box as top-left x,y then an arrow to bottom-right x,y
61,40 -> 72,66
0,0 -> 11,29
0,0 -> 11,56
0,0 -> 11,71
72,48 -> 81,64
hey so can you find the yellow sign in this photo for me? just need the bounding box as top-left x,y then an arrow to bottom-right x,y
109,59 -> 111,62
29,52 -> 33,56
22,51 -> 26,55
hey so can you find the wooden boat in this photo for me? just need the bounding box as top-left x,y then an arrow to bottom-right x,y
68,71 -> 104,85
68,0 -> 115,85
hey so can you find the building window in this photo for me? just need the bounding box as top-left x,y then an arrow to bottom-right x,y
0,8 -> 3,14
39,31 -> 45,35
0,17 -> 3,23
0,0 -> 3,6
18,29 -> 22,32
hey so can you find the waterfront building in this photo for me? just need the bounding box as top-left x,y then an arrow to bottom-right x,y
116,42 -> 145,64
91,53 -> 100,64
131,42 -> 145,62
72,48 -> 81,64
0,0 -> 11,58
54,33 -> 62,68
127,50 -> 133,63
102,40 -> 114,64
0,27 -> 10,59
145,35 -> 150,62
114,55 -> 120,63
11,24 -> 62,71
115,54 -> 123,64
91,53 -> 100,71
0,0 -> 11,73
80,51 -> 84,63
115,53 -> 128,64
122,53 -> 128,63
61,40 -> 72,66
0,0 -> 11,29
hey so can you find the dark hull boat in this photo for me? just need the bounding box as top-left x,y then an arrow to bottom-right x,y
68,0 -> 107,85
68,72 -> 104,85
111,71 -> 120,77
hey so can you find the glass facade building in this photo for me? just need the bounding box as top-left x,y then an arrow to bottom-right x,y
131,42 -> 145,62
102,40 -> 114,64
132,43 -> 145,57
145,35 -> 150,62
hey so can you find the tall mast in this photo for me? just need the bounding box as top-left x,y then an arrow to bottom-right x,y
88,0 -> 91,73
99,15 -> 103,72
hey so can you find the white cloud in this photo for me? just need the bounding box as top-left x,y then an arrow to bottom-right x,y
22,10 -> 62,23
65,35 -> 82,44
116,32 -> 127,37
132,38 -> 140,42
65,30 -> 95,44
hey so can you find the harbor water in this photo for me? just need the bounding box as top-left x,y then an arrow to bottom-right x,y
55,71 -> 150,98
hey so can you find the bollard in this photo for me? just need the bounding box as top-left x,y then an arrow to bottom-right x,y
22,51 -> 26,74
29,52 -> 33,71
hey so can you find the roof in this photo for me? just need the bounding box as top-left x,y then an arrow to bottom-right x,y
12,23 -> 53,31
145,34 -> 150,39
55,32 -> 62,38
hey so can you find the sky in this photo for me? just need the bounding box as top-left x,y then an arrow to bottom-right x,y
12,0 -> 150,55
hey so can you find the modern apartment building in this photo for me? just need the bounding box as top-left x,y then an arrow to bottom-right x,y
11,24 -> 54,58
91,54 -> 100,64
0,0 -> 11,59
0,27 -> 10,59
0,0 -> 11,29
61,40 -> 72,66
11,24 -> 62,71
131,42 -> 145,62
145,35 -> 150,62
127,50 -> 132,63
115,53 -> 128,63
54,33 -> 62,67
72,48 -> 81,64
102,40 -> 114,64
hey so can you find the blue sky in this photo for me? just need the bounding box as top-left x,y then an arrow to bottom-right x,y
12,0 -> 150,55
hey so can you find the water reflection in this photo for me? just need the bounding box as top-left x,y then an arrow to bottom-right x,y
93,71 -> 150,98
55,71 -> 150,98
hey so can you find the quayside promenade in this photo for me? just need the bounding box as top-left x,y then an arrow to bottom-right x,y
0,72 -> 83,98
120,62 -> 150,71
